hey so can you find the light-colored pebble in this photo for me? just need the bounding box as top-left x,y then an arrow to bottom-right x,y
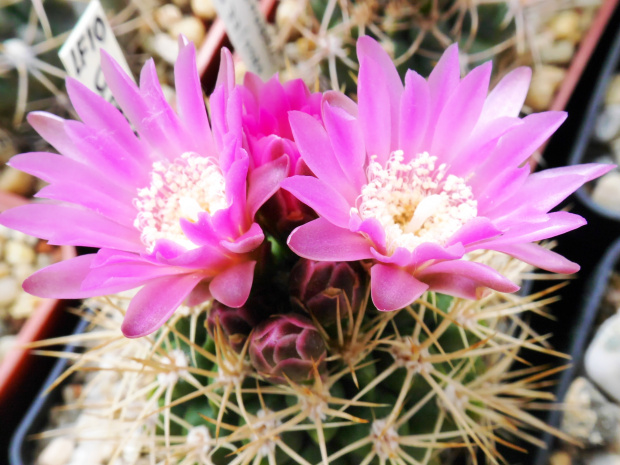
606,74 -> 620,106
0,335 -> 17,362
4,239 -> 36,265
561,377 -> 620,446
10,292 -> 40,320
595,105 -> 620,142
588,453 -> 620,465
147,33 -> 179,65
168,16 -> 206,46
0,166 -> 34,196
154,4 -> 183,30
0,262 -> 10,278
525,65 -> 566,111
0,276 -> 19,307
549,10 -> 581,42
591,171 -> 620,213
586,313 -> 620,401
540,40 -> 575,65
37,437 -> 76,465
549,450 -> 572,465
191,0 -> 216,20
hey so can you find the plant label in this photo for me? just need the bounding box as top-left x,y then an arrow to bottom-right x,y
212,0 -> 278,80
59,0 -> 134,105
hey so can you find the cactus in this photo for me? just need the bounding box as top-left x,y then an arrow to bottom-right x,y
29,248 -> 575,465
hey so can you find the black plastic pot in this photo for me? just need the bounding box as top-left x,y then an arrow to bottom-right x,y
533,237 -> 620,465
8,316 -> 90,465
567,19 -> 620,227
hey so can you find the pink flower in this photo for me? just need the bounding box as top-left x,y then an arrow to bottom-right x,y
0,39 -> 288,338
240,72 -> 322,237
281,36 -> 613,311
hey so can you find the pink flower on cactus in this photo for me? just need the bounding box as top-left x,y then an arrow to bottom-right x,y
239,71 -> 321,236
281,36 -> 613,311
0,40 -> 288,338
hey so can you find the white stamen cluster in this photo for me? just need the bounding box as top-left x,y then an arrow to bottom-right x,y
252,409 -> 282,457
370,419 -> 400,460
134,152 -> 228,252
353,151 -> 477,254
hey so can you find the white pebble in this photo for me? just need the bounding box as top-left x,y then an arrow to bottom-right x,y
0,276 -> 19,307
36,437 -> 75,465
594,105 -> 620,143
591,171 -> 620,213
585,312 -> 620,402
154,4 -> 183,29
4,240 -> 35,265
10,292 -> 40,320
147,33 -> 179,65
606,74 -> 620,106
191,0 -> 216,20
0,335 -> 17,363
589,453 -> 620,465
168,16 -> 206,46
539,40 -> 575,65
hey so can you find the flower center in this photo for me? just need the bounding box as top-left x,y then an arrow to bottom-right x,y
354,151 -> 477,254
134,152 -> 228,252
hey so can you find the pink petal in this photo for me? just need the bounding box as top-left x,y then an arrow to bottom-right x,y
478,67 -> 531,126
370,246 -> 412,267
0,203 -> 143,252
399,70 -> 431,161
10,152 -> 135,221
62,120 -> 150,186
101,52 -> 161,148
288,111 -> 358,202
281,175 -> 352,228
122,273 -> 205,338
209,261 -> 256,308
485,211 -> 586,246
357,52 -> 391,165
370,263 -> 428,311
287,218 -> 373,261
487,163 -> 615,225
446,217 -> 502,247
220,222 -> 264,254
27,113 -> 82,161
487,242 -> 580,274
322,97 -> 367,190
474,111 -> 567,181
349,216 -> 387,253
357,36 -> 403,154
247,154 -> 289,218
139,58 -> 190,155
175,37 -> 216,157
424,43 -> 460,146
23,254 -> 135,298
223,153 -> 250,232
65,78 -> 150,165
432,61 -> 492,164
419,260 -> 520,296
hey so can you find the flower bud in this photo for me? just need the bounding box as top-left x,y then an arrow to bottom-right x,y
290,260 -> 365,326
249,314 -> 326,383
206,302 -> 259,352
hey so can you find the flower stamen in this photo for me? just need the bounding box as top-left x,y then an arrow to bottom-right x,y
354,151 -> 477,254
134,152 -> 228,252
